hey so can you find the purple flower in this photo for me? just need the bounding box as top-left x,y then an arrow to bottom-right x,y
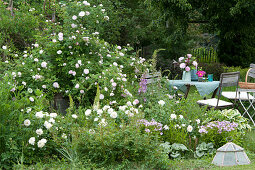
202,121 -> 238,134
145,129 -> 150,133
138,74 -> 147,94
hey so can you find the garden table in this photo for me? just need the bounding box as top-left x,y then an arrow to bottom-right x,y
168,80 -> 220,99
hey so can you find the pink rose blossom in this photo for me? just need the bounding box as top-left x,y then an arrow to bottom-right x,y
185,66 -> 190,71
180,63 -> 186,69
187,54 -> 192,58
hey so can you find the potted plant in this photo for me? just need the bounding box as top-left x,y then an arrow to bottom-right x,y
196,70 -> 206,82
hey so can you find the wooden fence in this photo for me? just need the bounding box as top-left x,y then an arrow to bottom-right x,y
192,48 -> 218,63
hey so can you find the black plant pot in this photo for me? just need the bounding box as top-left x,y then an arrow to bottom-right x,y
52,93 -> 69,115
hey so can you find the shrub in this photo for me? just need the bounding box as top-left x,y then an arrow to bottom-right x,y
204,109 -> 251,132
198,62 -> 226,81
0,74 -> 49,168
3,0 -> 148,107
243,130 -> 255,153
73,124 -> 170,168
224,66 -> 249,82
0,1 -> 41,52
199,120 -> 243,148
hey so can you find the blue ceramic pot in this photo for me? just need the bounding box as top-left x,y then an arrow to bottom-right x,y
191,69 -> 198,81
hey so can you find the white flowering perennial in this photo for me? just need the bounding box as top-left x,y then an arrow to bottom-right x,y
187,125 -> 193,132
26,111 -> 59,148
28,137 -> 35,145
36,129 -> 43,135
41,61 -> 47,68
37,138 -> 47,148
85,109 -> 92,116
158,100 -> 165,106
24,119 -> 31,126
79,11 -> 85,17
72,114 -> 78,119
44,121 -> 53,129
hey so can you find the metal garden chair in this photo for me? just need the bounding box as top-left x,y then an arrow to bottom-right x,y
197,72 -> 240,109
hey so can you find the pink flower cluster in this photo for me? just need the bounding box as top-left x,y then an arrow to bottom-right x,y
178,54 -> 198,72
196,70 -> 206,77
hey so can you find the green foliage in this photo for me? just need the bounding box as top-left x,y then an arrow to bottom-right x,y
225,66 -> 249,82
160,142 -> 189,159
0,74 -> 49,168
162,123 -> 188,145
198,62 -> 226,81
74,124 -> 169,169
0,1 -> 41,53
194,142 -> 215,158
146,0 -> 255,67
199,121 -> 243,148
204,109 -> 251,132
243,130 -> 255,153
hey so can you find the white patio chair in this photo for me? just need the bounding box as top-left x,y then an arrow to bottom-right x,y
197,72 -> 240,109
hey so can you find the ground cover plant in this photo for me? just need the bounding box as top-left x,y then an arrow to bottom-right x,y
1,0 -> 255,169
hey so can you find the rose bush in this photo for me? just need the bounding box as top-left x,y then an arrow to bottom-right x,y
3,0 -> 148,106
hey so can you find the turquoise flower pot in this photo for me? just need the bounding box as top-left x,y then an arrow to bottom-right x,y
191,69 -> 198,81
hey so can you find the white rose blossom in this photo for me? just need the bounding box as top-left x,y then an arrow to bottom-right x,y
28,137 -> 35,145
85,109 -> 92,116
57,50 -> 62,54
53,82 -> 60,88
35,111 -> 44,118
29,97 -> 34,102
72,114 -> 78,119
72,15 -> 77,20
24,119 -> 31,126
37,138 -> 47,148
36,129 -> 43,135
41,61 -> 47,68
44,121 -> 52,129
79,11 -> 85,17
50,113 -> 57,118
187,125 -> 193,132
158,100 -> 165,106
83,69 -> 89,74
110,111 -> 118,118
170,114 -> 177,119
99,94 -> 104,100
75,84 -> 80,89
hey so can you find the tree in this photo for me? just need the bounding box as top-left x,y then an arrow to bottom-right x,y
146,0 -> 255,67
